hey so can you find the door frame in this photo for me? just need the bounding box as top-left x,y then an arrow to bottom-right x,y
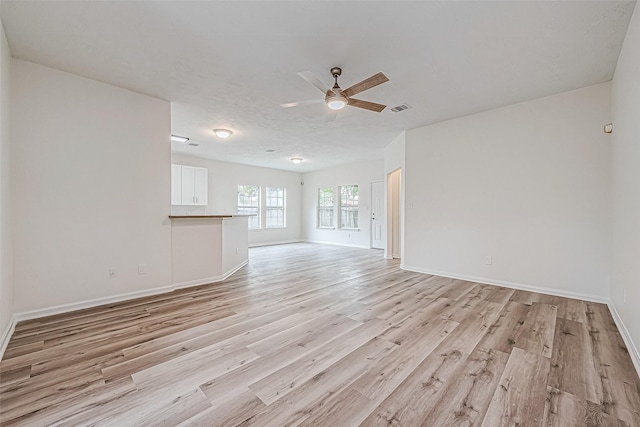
370,180 -> 385,250
386,168 -> 402,259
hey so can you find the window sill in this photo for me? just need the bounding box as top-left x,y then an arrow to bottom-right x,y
251,227 -> 288,232
339,228 -> 360,231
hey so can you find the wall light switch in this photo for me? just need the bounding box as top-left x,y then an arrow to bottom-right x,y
484,256 -> 492,265
138,264 -> 147,275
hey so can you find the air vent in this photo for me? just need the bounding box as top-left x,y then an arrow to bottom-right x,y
390,104 -> 412,113
187,142 -> 200,147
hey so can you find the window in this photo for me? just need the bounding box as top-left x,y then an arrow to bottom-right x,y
339,185 -> 359,229
237,185 -> 260,229
265,187 -> 286,228
318,187 -> 335,228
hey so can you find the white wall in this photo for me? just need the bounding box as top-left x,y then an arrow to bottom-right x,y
302,159 -> 384,249
611,6 -> 640,363
384,132 -> 405,176
12,60 -> 172,313
0,20 -> 13,342
171,153 -> 303,247
222,217 -> 249,275
404,83 -> 612,300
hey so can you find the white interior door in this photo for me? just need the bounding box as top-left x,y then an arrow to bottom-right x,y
371,181 -> 385,249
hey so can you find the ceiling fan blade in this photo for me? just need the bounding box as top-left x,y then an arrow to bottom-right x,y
281,99 -> 323,108
298,71 -> 332,94
342,72 -> 389,98
348,98 -> 386,112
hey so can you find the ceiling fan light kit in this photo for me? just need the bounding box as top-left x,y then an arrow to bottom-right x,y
213,129 -> 233,139
283,67 -> 389,114
326,92 -> 347,110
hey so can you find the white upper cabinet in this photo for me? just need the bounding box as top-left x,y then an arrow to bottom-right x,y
180,165 -> 196,205
172,164 -> 208,206
194,166 -> 208,205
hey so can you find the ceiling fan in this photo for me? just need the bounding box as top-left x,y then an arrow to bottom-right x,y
282,67 -> 389,113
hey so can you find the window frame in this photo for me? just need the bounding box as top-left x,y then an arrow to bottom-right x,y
265,187 -> 286,229
237,185 -> 261,230
317,187 -> 335,229
338,184 -> 359,230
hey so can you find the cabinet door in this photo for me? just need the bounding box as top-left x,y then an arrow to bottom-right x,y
194,167 -> 208,206
181,165 -> 196,205
171,164 -> 182,205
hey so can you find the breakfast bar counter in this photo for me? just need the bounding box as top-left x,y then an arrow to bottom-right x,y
169,215 -> 250,288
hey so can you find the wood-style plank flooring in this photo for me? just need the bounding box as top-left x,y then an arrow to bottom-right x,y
1,243 -> 639,426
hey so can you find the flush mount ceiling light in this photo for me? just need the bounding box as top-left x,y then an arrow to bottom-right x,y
290,157 -> 303,164
213,129 -> 233,139
170,134 -> 189,144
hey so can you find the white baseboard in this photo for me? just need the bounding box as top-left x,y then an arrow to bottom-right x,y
608,303 -> 640,378
248,240 -> 302,248
172,276 -> 224,290
0,316 -> 17,360
10,261 -> 250,325
172,260 -> 248,289
400,264 -> 609,304
304,240 -> 370,249
13,285 -> 174,322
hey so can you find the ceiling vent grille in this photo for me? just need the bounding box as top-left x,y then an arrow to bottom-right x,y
187,142 -> 200,147
390,104 -> 412,113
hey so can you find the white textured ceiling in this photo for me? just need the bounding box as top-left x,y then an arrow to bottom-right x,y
1,1 -> 635,172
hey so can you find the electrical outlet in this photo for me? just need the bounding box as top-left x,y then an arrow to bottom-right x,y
138,264 -> 146,275
484,256 -> 492,265
235,248 -> 239,255
109,268 -> 117,278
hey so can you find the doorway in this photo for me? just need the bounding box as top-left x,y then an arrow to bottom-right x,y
387,169 -> 402,259
370,180 -> 385,249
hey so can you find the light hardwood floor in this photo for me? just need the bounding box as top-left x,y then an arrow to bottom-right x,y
1,243 -> 639,426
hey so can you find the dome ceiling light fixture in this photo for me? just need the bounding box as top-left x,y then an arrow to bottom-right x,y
213,129 -> 233,139
290,157 -> 303,164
